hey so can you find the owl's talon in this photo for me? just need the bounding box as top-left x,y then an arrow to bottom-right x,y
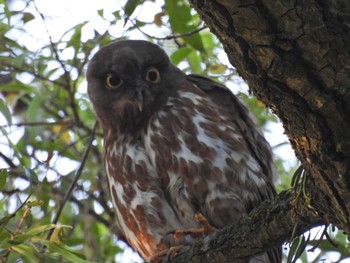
194,213 -> 216,234
173,213 -> 216,240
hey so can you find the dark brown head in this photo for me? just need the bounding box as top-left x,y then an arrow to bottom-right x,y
87,40 -> 184,135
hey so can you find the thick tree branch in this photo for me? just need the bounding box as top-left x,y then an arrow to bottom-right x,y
164,190 -> 324,263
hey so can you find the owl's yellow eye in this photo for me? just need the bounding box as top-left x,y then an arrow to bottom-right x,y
145,67 -> 160,84
105,74 -> 123,89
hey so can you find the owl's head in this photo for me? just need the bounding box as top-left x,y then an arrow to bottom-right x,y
87,40 -> 183,134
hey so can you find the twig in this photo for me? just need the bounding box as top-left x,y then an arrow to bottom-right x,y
0,189 -> 22,195
0,121 -> 70,128
0,152 -> 16,168
118,0 -> 207,41
0,193 -> 33,262
73,31 -> 110,89
12,206 -> 31,238
50,186 -> 112,229
1,62 -> 66,87
0,193 -> 33,227
45,121 -> 98,242
32,2 -> 81,125
132,20 -> 207,40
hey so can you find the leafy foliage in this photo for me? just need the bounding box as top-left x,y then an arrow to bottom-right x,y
0,0 -> 348,262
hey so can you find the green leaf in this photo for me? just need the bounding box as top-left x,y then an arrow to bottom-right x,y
13,53 -> 26,68
42,240 -> 91,263
291,165 -> 304,188
112,10 -> 121,20
27,94 -> 43,123
25,224 -> 57,236
201,32 -> 217,51
24,210 -> 33,228
0,215 -> 14,226
165,0 -> 204,51
294,235 -> 308,262
170,46 -> 192,65
24,168 -> 39,185
0,98 -> 12,125
287,235 -> 307,263
0,169 -> 7,191
184,34 -> 205,53
2,1 -> 11,23
0,79 -> 34,93
97,9 -> 104,17
165,0 -> 191,33
22,12 -> 35,23
50,225 -> 73,243
67,22 -> 87,53
0,229 -> 11,247
208,64 -> 227,74
8,234 -> 29,245
124,0 -> 143,17
0,21 -> 10,36
188,50 -> 202,74
287,238 -> 298,263
10,244 -> 37,261
26,200 -> 44,207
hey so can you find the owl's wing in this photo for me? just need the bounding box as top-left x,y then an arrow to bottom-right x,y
186,74 -> 277,196
186,74 -> 281,263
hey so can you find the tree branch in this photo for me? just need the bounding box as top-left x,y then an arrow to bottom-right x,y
1,61 -> 66,87
165,190 -> 324,263
45,121 -> 98,241
131,21 -> 208,41
33,2 -> 81,125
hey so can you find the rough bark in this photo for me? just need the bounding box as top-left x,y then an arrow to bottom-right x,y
165,0 -> 350,262
167,191 -> 323,263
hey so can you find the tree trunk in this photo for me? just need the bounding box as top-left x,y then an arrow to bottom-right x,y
188,0 -> 350,236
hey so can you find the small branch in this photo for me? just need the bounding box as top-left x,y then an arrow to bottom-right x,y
1,62 -> 66,87
0,152 -> 16,168
165,191 -> 324,263
72,31 -> 109,89
118,0 -> 207,41
45,121 -> 98,241
0,121 -> 70,128
0,193 -> 33,227
50,187 -> 112,229
32,3 -> 70,89
1,189 -> 22,195
137,24 -> 208,41
13,206 -> 31,237
33,2 -> 81,125
127,16 -> 207,41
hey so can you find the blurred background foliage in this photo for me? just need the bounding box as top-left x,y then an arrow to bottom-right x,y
0,0 -> 348,262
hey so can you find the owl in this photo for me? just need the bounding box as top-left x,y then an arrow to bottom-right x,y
87,40 -> 281,262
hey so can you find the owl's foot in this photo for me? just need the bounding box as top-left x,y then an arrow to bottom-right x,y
173,213 -> 216,240
150,245 -> 189,263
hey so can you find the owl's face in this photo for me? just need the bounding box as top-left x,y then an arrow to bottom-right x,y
87,40 -> 183,134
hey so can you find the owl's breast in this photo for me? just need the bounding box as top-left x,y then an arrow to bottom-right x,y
104,136 -> 188,259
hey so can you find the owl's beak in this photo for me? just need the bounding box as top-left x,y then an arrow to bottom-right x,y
136,101 -> 143,112
135,86 -> 144,112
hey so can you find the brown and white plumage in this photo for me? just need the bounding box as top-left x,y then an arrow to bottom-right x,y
87,40 -> 281,262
